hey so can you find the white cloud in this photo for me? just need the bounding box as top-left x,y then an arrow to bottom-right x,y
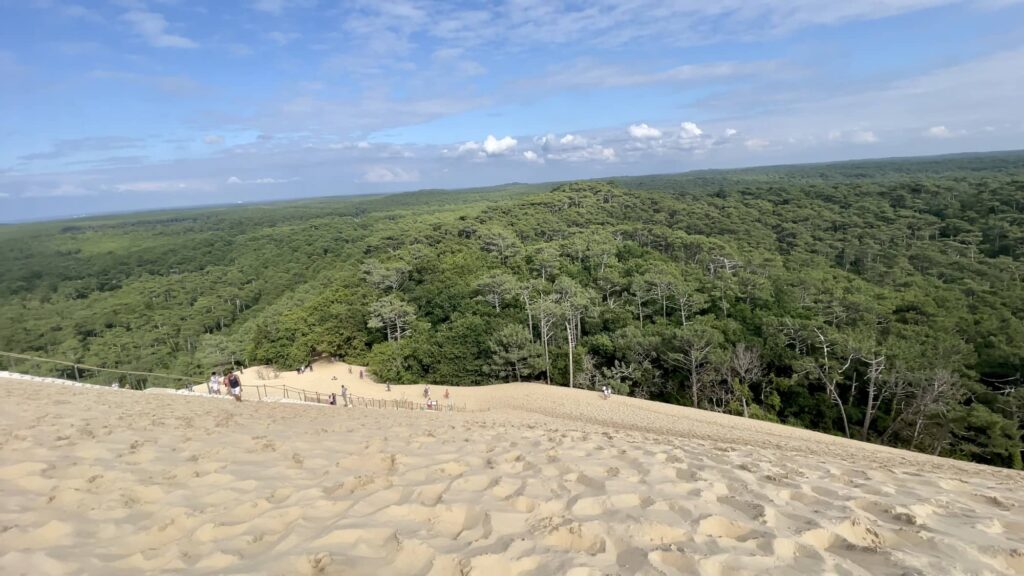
0,191 -> 11,198
560,134 -> 585,145
482,135 -> 518,155
679,121 -> 704,139
924,125 -> 953,138
744,138 -> 771,151
724,128 -> 738,137
455,141 -> 481,155
203,135 -> 225,145
121,10 -> 198,49
225,176 -> 297,185
628,123 -> 662,139
456,135 -> 518,157
522,150 -> 543,163
360,166 -> 420,183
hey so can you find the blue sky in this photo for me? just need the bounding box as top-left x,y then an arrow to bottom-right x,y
1,0 -> 1023,221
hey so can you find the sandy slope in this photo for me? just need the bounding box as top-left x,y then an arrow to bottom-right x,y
1,370 -> 1023,576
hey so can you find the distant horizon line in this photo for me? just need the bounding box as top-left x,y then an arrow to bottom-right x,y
3,147 -> 1021,226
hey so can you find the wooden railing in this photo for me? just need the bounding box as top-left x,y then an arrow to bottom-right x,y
250,383 -> 465,412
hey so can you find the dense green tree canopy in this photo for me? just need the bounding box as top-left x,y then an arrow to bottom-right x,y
1,153 -> 1022,468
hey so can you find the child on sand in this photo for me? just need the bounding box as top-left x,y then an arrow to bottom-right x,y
208,371 -> 221,395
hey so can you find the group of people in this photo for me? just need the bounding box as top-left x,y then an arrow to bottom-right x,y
205,363 -> 456,409
421,385 -> 451,410
208,370 -> 243,401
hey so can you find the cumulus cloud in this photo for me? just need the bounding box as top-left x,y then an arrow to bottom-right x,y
454,135 -> 518,157
121,10 -> 198,49
679,122 -> 704,139
924,125 -> 953,138
522,150 -> 543,163
360,166 -> 419,183
203,135 -> 225,145
724,128 -> 738,137
628,123 -> 662,139
482,135 -> 517,155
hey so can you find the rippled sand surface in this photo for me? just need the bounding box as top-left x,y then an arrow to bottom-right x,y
1,372 -> 1022,575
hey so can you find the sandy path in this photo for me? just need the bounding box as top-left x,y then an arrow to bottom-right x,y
1,374 -> 1022,575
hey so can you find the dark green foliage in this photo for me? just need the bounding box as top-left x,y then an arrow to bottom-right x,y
2,152 -> 1023,467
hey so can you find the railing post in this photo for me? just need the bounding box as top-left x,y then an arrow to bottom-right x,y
73,364 -> 80,382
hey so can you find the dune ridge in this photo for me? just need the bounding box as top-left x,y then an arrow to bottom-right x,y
1,366 -> 1022,575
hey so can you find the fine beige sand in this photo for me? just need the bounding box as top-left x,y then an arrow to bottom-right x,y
1,364 -> 1023,575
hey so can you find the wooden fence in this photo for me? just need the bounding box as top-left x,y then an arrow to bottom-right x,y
252,383 -> 465,412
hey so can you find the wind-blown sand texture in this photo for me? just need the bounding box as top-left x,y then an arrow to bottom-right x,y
1,365 -> 1023,575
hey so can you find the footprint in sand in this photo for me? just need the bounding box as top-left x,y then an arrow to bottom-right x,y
543,522 -> 606,554
696,515 -> 756,541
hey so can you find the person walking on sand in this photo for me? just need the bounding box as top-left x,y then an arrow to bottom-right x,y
226,370 -> 242,402
208,371 -> 221,395
341,384 -> 350,407
444,388 -> 450,400
423,384 -> 430,399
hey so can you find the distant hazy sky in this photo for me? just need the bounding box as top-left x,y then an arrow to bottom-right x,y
1,1 -> 1023,221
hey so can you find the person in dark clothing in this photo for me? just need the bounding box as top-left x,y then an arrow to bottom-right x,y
226,370 -> 242,402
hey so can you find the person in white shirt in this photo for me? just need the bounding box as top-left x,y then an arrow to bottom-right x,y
208,371 -> 221,395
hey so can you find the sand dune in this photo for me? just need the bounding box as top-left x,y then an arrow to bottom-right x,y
1,366 -> 1023,575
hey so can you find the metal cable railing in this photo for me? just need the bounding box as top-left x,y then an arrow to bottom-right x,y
0,350 -> 198,390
